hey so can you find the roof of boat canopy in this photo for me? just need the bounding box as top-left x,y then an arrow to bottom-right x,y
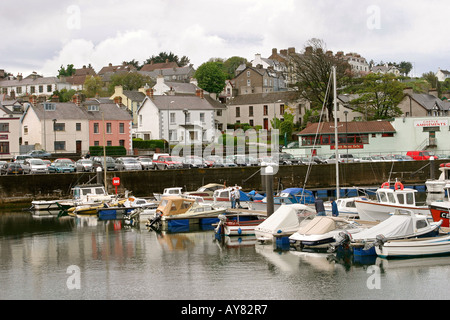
156,196 -> 195,216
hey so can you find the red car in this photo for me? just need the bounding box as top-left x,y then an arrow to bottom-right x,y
153,155 -> 183,170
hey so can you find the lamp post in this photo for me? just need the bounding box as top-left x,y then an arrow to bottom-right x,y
52,119 -> 57,153
183,108 -> 188,157
343,111 -> 348,158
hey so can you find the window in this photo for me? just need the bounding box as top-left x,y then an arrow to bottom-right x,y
88,105 -> 99,111
119,140 -> 125,147
94,141 -> 99,146
30,86 -> 35,94
76,123 -> 81,131
249,106 -> 253,117
39,85 -> 43,93
170,112 -> 176,124
247,79 -> 251,86
16,87 -> 22,94
236,107 -> 240,118
263,105 -> 268,116
0,142 -> 9,154
0,123 -> 9,132
200,113 -> 205,123
106,123 -> 111,134
54,123 -> 65,131
47,85 -> 52,92
93,123 -> 99,134
107,141 -> 112,146
24,126 -> 28,135
119,123 -> 124,134
217,110 -> 222,116
249,119 -> 254,126
280,104 -> 285,115
169,130 -> 177,141
54,141 -> 65,151
44,103 -> 55,111
247,71 -> 250,77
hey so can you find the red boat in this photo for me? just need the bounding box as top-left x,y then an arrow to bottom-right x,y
430,203 -> 450,228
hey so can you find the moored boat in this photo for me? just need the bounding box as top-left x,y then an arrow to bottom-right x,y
254,204 -> 316,243
375,234 -> 450,258
429,183 -> 450,227
214,214 -> 266,236
354,181 -> 430,221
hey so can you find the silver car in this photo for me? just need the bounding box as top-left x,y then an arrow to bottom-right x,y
75,159 -> 93,172
115,157 -> 141,171
23,158 -> 49,174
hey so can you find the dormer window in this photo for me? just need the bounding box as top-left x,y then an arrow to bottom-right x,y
44,103 -> 55,111
88,105 -> 99,111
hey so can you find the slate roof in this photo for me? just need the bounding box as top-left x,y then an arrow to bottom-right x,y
227,91 -> 301,105
140,94 -> 225,112
409,93 -> 450,111
298,120 -> 396,136
140,61 -> 179,72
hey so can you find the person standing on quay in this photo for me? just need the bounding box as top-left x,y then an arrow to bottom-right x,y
230,188 -> 236,209
234,188 -> 241,208
330,198 -> 339,217
315,197 -> 326,216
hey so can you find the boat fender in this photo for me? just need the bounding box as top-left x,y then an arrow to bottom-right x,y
381,182 -> 390,189
238,228 -> 242,235
446,163 -> 450,167
394,181 -> 404,190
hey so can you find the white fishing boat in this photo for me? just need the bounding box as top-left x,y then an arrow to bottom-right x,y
254,204 -> 316,243
354,181 -> 430,221
289,216 -> 367,249
375,234 -> 450,259
324,196 -> 367,217
429,183 -> 450,228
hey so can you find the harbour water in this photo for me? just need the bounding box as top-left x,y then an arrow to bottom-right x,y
1,204 -> 450,305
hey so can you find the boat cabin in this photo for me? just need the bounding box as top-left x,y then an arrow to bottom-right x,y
157,196 -> 195,216
376,185 -> 417,206
72,184 -> 109,200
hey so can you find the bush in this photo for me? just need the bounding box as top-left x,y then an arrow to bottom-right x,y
89,146 -> 126,156
132,139 -> 166,150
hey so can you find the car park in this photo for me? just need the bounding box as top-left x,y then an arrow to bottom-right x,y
54,158 -> 76,168
279,152 -> 302,165
115,157 -> 141,171
22,158 -> 49,174
75,159 -> 94,172
153,155 -> 183,170
48,162 -> 76,173
1,162 -> 25,175
137,156 -> 153,170
92,156 -> 116,171
325,153 -> 358,164
182,156 -> 208,168
13,154 -> 32,162
406,150 -> 436,160
27,150 -> 51,159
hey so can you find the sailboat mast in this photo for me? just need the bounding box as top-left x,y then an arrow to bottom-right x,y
333,66 -> 339,199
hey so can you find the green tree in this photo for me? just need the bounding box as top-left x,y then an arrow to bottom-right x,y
107,72 -> 154,94
194,61 -> 227,95
58,64 -> 76,77
223,56 -> 248,79
348,73 -> 405,120
53,88 -> 77,102
83,76 -> 105,97
144,52 -> 190,67
291,38 -> 351,121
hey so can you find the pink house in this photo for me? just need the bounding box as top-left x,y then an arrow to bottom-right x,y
85,98 -> 133,153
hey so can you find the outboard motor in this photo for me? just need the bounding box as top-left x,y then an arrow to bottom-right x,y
364,234 -> 387,250
328,231 -> 351,252
146,212 -> 161,229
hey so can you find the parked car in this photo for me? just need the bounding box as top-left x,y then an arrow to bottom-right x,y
92,156 -> 116,171
137,156 -> 153,170
27,150 -> 51,159
115,157 -> 141,171
279,152 -> 302,165
48,162 -> 76,173
325,153 -> 358,164
406,150 -> 436,160
182,156 -> 208,169
22,158 -> 49,174
75,159 -> 93,172
0,162 -> 24,175
153,155 -> 183,170
13,154 -> 32,162
54,158 -> 76,168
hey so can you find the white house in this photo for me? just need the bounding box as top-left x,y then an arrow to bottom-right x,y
136,89 -> 226,144
0,100 -> 22,159
436,68 -> 450,82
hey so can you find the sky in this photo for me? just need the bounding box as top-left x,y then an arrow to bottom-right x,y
2,0 -> 450,78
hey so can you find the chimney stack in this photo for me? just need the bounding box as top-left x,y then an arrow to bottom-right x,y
113,96 -> 122,104
72,94 -> 81,106
196,89 -> 204,99
29,95 -> 37,105
145,88 -> 154,99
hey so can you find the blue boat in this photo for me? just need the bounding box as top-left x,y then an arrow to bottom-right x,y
274,188 -> 315,205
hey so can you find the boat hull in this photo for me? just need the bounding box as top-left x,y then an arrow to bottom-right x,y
430,204 -> 450,227
376,235 -> 450,258
355,200 -> 430,221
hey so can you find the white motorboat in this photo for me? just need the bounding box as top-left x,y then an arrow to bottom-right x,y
334,209 -> 442,253
324,196 -> 367,217
426,162 -> 450,193
289,216 -> 367,249
254,204 -> 316,243
30,184 -> 116,211
375,234 -> 450,259
214,214 -> 266,236
354,181 -> 430,221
